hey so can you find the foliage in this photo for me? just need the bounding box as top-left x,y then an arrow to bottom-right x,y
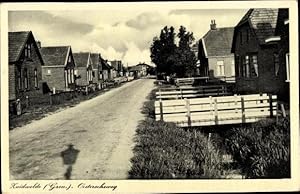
150,26 -> 176,75
129,119 -> 223,179
224,118 -> 290,178
150,26 -> 197,78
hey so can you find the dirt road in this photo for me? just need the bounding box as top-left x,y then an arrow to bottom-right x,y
9,79 -> 155,180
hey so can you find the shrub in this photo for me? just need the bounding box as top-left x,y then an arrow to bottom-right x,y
224,117 -> 290,178
129,119 -> 223,179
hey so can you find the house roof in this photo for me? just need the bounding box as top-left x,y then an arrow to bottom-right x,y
9,31 -> 44,64
101,58 -> 111,70
201,27 -> 234,57
90,53 -> 100,65
129,65 -> 143,71
40,46 -> 70,66
110,60 -> 122,70
73,52 -> 90,67
236,8 -> 279,45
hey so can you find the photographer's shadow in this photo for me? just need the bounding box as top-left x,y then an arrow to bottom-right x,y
61,144 -> 80,180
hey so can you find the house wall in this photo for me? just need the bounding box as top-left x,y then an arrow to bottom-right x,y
207,55 -> 235,79
42,66 -> 65,91
233,22 -> 286,96
9,41 -> 43,102
9,64 -> 16,100
76,67 -> 88,86
103,69 -> 109,81
93,68 -> 99,84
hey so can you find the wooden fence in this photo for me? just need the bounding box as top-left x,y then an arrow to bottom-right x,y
50,91 -> 77,105
155,93 -> 277,127
175,77 -> 209,86
156,85 -> 232,100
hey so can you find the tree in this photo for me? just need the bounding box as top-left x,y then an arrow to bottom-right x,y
175,26 -> 197,77
150,25 -> 197,78
150,26 -> 176,76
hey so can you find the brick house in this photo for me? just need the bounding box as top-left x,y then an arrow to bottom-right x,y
198,20 -> 235,82
40,46 -> 76,92
90,53 -> 104,88
107,61 -> 117,79
73,52 -> 94,86
231,8 -> 289,100
136,63 -> 151,76
101,59 -> 111,81
8,31 -> 44,109
110,60 -> 123,77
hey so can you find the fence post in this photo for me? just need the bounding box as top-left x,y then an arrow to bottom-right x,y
209,96 -> 213,117
180,88 -> 183,99
214,98 -> 218,125
159,88 -> 162,99
25,96 -> 29,108
185,98 -> 191,127
241,96 -> 245,123
50,94 -> 53,105
268,94 -> 273,118
234,94 -> 238,113
280,103 -> 286,118
159,98 -> 163,121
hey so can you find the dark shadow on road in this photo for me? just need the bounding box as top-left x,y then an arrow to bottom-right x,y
61,144 -> 80,180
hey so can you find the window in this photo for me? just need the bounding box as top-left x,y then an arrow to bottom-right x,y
34,68 -> 38,88
68,56 -> 72,63
243,55 -> 250,78
24,68 -> 28,89
286,53 -> 290,81
231,59 -> 235,76
251,55 -> 258,77
25,43 -> 31,58
68,69 -> 71,84
17,67 -> 22,90
65,70 -> 68,88
216,60 -> 225,76
241,54 -> 258,78
274,53 -> 279,76
47,69 -> 51,75
71,69 -> 74,83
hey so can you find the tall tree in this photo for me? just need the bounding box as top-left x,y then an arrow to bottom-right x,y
176,26 -> 197,77
150,25 -> 197,77
150,26 -> 176,76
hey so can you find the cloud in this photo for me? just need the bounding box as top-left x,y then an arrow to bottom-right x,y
122,41 -> 151,66
8,11 -> 93,35
126,12 -> 164,30
8,9 -> 248,67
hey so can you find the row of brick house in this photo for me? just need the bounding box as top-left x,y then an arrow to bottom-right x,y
8,31 -> 126,111
197,8 -> 290,101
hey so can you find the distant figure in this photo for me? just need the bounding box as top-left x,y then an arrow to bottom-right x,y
61,144 -> 80,180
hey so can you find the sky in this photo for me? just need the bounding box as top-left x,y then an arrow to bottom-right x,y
8,8 -> 248,66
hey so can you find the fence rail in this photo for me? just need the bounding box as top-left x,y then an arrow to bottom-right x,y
155,93 -> 277,127
156,85 -> 232,100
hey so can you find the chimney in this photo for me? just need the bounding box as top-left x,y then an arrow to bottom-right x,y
210,20 -> 217,30
36,40 -> 41,48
